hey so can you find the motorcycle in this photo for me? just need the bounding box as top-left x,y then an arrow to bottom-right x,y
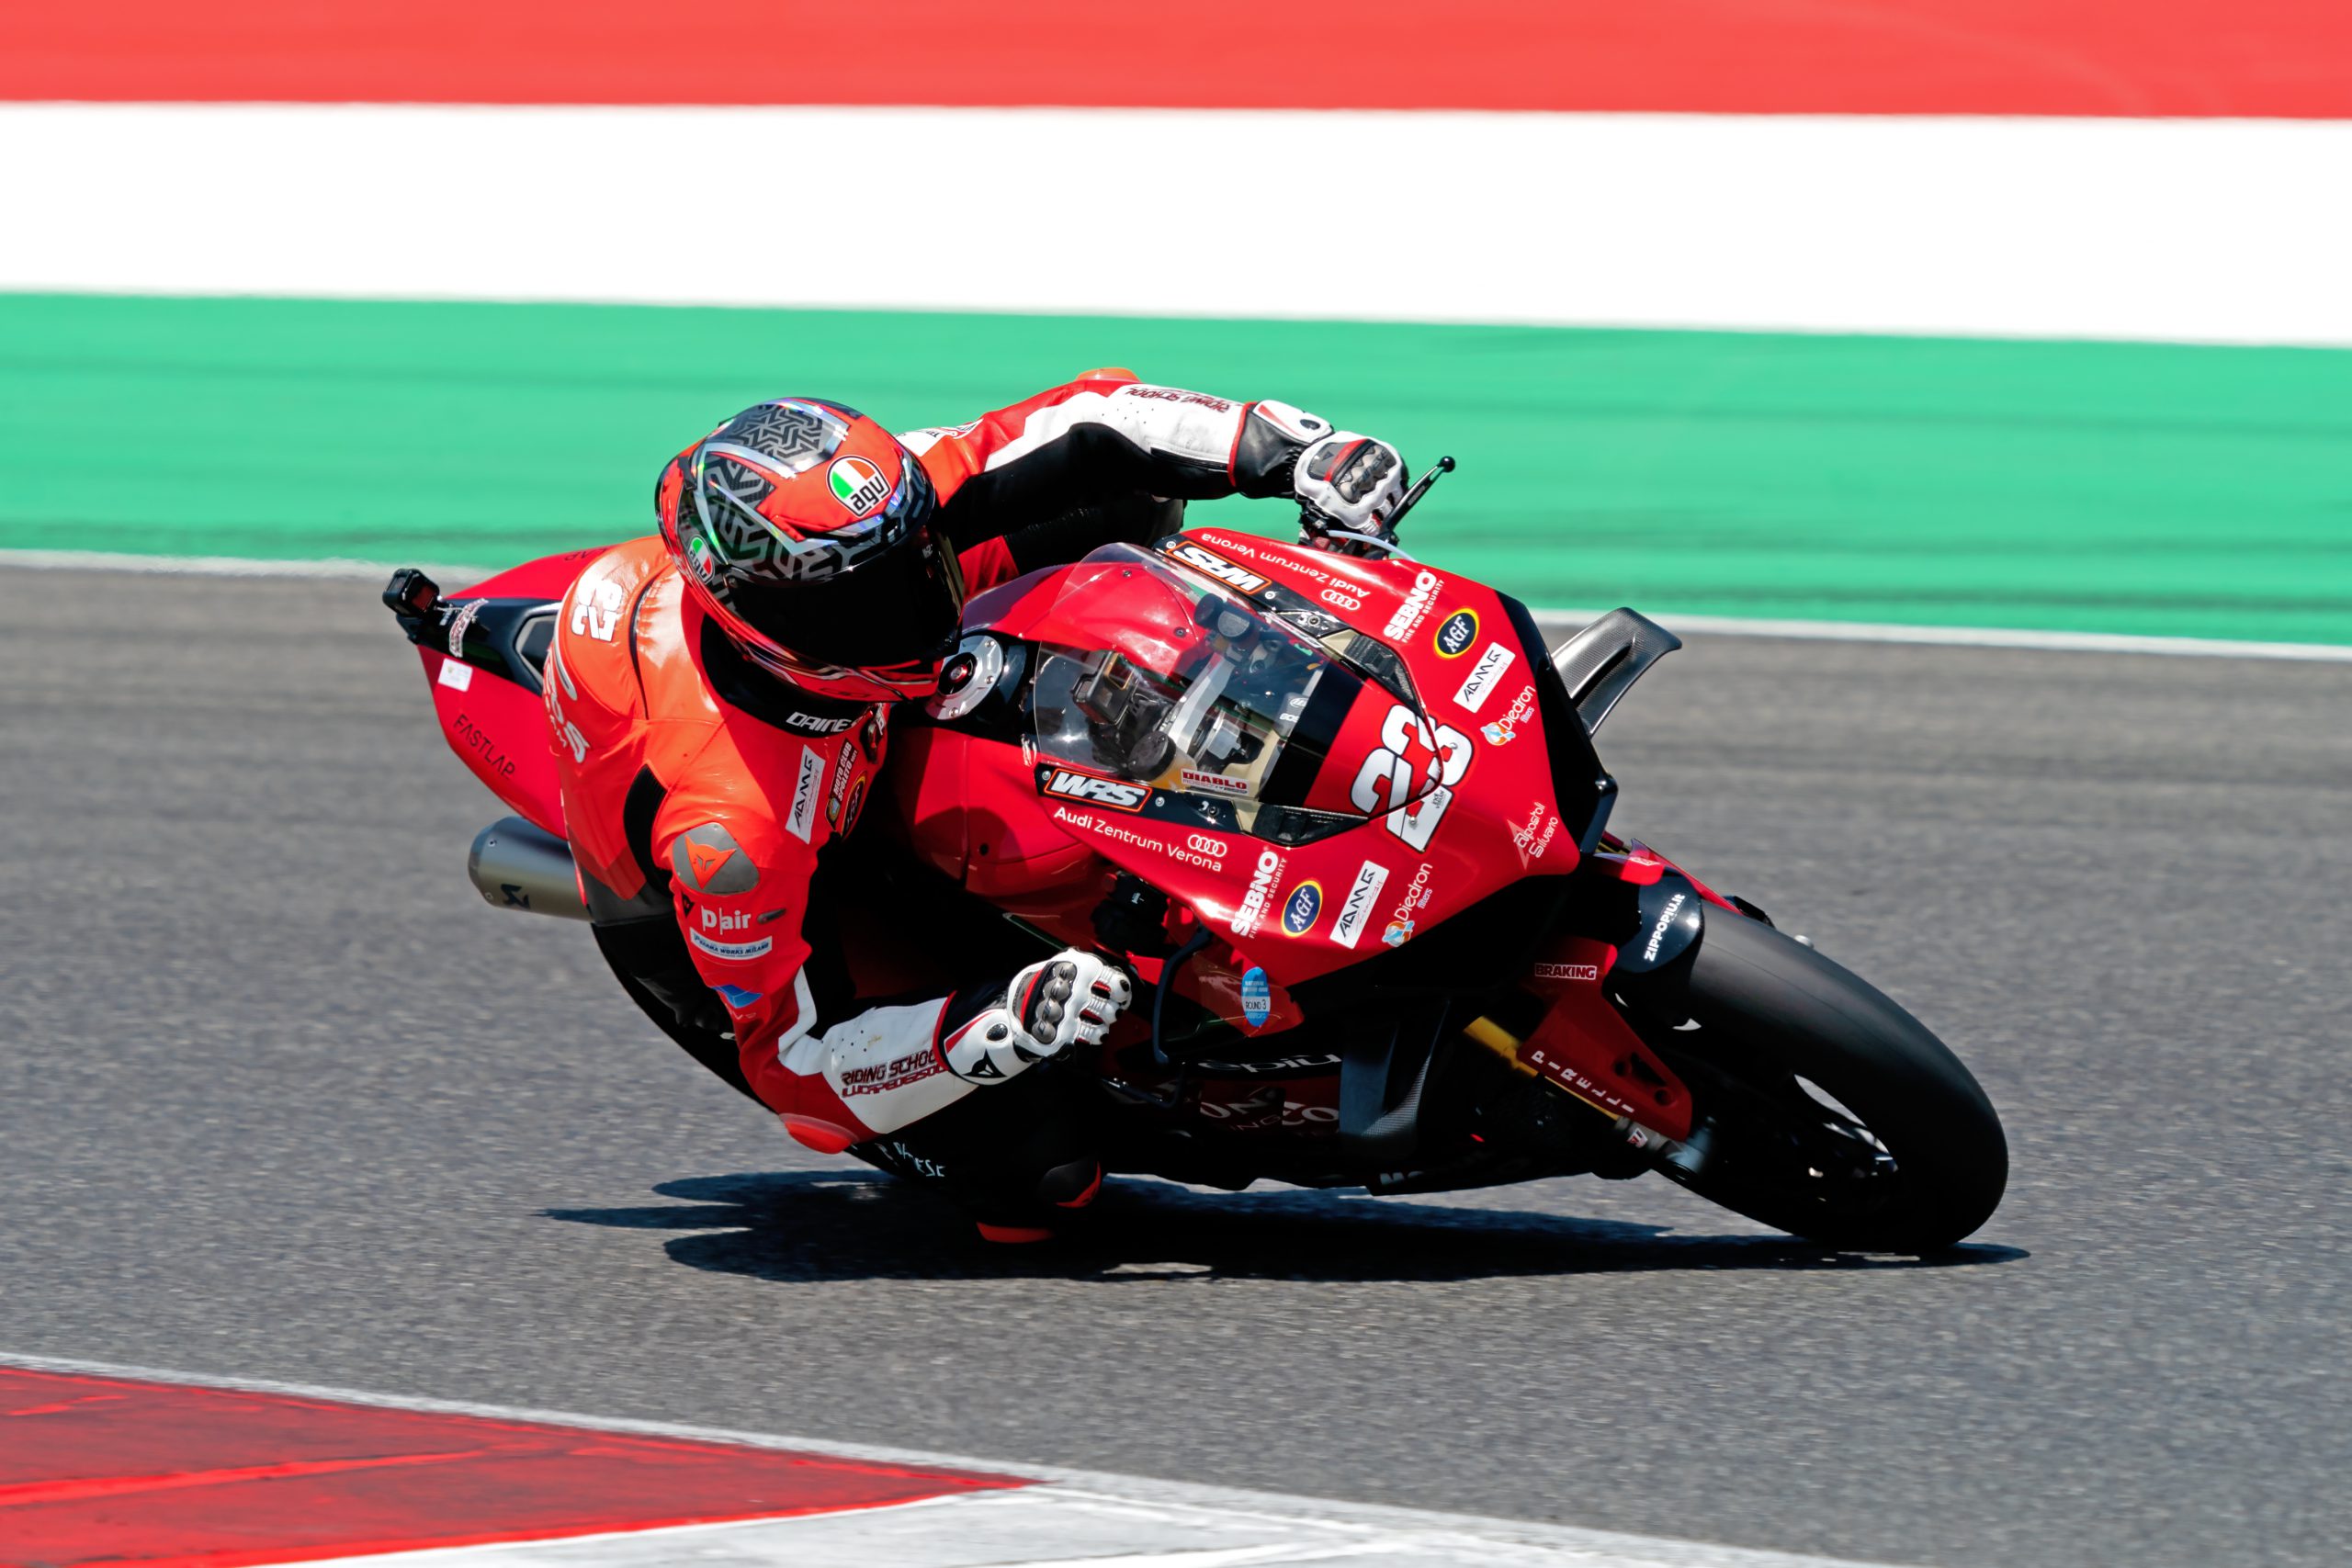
384,465 -> 2006,1251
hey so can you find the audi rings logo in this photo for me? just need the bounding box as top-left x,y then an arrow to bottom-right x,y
1186,833 -> 1229,858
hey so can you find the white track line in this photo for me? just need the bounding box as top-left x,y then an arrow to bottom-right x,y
1532,607 -> 2352,662
0,1348 -> 1912,1568
4,104 -> 2349,344
6,548 -> 2344,662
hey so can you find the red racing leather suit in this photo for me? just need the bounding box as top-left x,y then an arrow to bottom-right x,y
548,370 -> 1333,1153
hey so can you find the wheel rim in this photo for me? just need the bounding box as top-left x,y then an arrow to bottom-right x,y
1661,1052 -> 1913,1226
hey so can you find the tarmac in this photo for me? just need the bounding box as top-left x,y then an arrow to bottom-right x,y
3,566 -> 2347,1568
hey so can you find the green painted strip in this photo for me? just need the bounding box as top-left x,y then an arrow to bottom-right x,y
5,293 -> 2349,644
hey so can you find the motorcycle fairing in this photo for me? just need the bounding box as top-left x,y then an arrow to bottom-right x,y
1507,846 -> 1758,1145
1516,930 -> 1697,1141
940,535 -> 1589,993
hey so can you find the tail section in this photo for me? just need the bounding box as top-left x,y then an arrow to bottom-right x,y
382,547 -> 616,837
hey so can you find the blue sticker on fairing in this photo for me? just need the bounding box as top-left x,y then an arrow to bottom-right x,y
717,984 -> 764,1009
1240,966 -> 1272,1029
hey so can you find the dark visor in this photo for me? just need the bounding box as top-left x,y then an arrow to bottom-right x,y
728,515 -> 966,674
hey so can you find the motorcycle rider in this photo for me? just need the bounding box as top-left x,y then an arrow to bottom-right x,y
546,371 -> 1407,1238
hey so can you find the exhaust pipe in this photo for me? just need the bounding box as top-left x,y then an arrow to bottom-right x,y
468,816 -> 592,920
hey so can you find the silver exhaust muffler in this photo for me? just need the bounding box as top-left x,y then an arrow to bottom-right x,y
467,816 -> 591,920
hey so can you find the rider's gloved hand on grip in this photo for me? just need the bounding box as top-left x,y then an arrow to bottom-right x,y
942,950 -> 1134,1084
1295,433 -> 1408,558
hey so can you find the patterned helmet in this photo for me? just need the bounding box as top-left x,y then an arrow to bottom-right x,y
657,398 -> 964,703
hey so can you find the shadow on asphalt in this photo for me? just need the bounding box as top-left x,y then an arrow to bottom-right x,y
546,1171 -> 2028,1282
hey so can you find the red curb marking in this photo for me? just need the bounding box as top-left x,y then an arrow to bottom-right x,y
0,1448 -> 492,1507
0,1368 -> 1027,1568
6,1395 -> 130,1417
0,0 -> 2346,118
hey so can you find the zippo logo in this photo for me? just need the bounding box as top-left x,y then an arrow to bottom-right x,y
1043,768 -> 1150,812
1350,705 -> 1474,852
1329,860 -> 1390,950
1453,643 -> 1517,713
1385,570 -> 1442,640
1433,610 -> 1479,658
1231,849 -> 1287,938
1165,540 -> 1268,595
1281,880 -> 1324,937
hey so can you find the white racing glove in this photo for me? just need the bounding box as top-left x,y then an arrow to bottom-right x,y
942,949 -> 1135,1084
1295,432 -> 1408,557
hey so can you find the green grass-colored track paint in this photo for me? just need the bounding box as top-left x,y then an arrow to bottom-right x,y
5,294 -> 2347,643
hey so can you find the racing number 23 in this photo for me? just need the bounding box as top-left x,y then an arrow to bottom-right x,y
1351,705 -> 1472,852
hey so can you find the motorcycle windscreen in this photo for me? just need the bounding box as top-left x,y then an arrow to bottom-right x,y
1022,545 -> 1453,842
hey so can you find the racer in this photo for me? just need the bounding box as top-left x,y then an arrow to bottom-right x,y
546,371 -> 1407,1238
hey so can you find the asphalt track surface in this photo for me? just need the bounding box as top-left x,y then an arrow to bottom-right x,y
4,567 -> 2348,1568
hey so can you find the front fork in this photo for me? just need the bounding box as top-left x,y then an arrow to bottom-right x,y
1460,845 -> 1744,1179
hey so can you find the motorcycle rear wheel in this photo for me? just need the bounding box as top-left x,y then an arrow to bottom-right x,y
1648,911 -> 2007,1252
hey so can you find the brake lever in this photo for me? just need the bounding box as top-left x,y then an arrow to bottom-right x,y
1383,455 -> 1455,535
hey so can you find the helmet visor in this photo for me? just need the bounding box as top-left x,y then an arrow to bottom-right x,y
725,511 -> 966,678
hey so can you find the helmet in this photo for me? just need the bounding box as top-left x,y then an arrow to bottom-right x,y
657,398 -> 964,703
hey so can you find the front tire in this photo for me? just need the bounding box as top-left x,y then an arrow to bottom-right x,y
1642,910 -> 2007,1251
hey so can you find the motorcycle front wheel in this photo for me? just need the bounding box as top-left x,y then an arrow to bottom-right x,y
1645,910 -> 2008,1252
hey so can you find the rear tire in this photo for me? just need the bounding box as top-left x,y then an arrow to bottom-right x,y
1645,911 -> 2007,1251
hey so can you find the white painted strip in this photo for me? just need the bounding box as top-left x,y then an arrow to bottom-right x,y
3,104 -> 2349,345
6,548 -> 2344,662
0,1348 -> 1911,1568
1530,608 -> 2352,662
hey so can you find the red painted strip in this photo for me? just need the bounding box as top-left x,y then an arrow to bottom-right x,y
0,1449 -> 492,1506
0,1368 -> 1026,1568
0,0 -> 2346,118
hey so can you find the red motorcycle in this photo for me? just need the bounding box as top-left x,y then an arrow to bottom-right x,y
386,469 -> 2007,1251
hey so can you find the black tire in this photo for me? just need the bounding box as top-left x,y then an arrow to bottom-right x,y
1645,910 -> 2007,1251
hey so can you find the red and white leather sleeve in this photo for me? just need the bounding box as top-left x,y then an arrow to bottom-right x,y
902,369 -> 1251,499
655,809 -> 980,1148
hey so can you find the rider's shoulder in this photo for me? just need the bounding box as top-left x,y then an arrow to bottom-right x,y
651,769 -> 808,898
552,536 -> 677,705
565,536 -> 671,606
